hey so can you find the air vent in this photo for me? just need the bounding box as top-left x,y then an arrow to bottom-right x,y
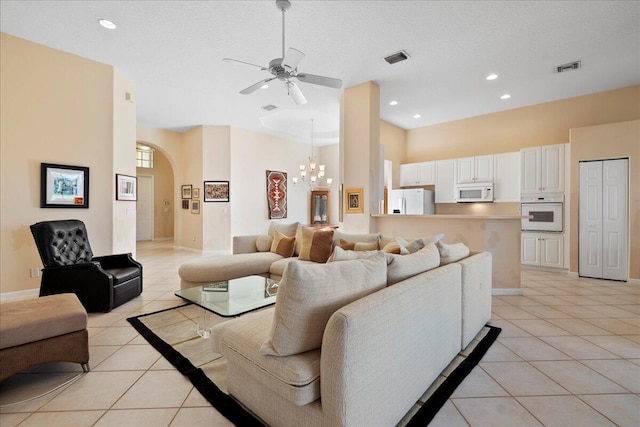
261,104 -> 278,111
556,60 -> 581,73
384,50 -> 410,65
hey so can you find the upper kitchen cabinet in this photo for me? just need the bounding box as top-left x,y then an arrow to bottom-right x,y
456,155 -> 493,184
399,161 -> 435,187
493,152 -> 520,202
521,144 -> 565,194
435,159 -> 456,203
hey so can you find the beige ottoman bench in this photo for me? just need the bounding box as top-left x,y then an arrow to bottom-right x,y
0,293 -> 89,382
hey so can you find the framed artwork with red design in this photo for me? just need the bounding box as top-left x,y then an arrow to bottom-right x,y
266,170 -> 287,219
204,181 -> 229,202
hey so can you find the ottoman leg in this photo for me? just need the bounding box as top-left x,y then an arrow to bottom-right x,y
81,363 -> 90,372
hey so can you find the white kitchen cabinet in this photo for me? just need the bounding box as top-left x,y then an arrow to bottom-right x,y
521,144 -> 564,194
493,152 -> 520,202
456,155 -> 493,183
435,159 -> 456,203
521,232 -> 564,268
399,161 -> 435,186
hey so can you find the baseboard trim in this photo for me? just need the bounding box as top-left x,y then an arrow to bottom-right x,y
0,288 -> 39,302
567,271 -> 639,284
171,245 -> 232,255
492,288 -> 524,296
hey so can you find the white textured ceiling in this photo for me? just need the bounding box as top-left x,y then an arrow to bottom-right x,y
1,0 -> 639,145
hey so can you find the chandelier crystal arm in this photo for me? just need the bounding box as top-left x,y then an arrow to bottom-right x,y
293,118 -> 333,189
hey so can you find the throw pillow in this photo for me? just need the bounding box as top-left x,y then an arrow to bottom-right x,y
270,231 -> 296,258
381,240 -> 409,255
260,252 -> 387,356
338,239 -> 379,251
386,243 -> 440,285
395,236 -> 426,254
267,221 -> 299,238
256,234 -> 273,252
298,227 -> 334,263
327,246 -> 380,263
332,231 -> 380,246
437,240 -> 470,265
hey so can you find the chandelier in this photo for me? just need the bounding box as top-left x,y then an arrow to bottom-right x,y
292,118 -> 333,188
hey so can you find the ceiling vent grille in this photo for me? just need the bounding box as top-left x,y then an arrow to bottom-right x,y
556,60 -> 581,73
384,50 -> 410,65
261,104 -> 278,111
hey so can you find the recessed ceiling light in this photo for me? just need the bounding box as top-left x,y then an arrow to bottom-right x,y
413,114 -> 421,119
486,74 -> 498,80
98,19 -> 117,30
500,94 -> 511,100
261,84 -> 269,89
389,100 -> 398,106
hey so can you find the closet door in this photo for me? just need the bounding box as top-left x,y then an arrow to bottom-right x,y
602,159 -> 628,281
579,161 -> 603,278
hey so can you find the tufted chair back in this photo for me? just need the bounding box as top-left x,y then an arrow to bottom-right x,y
30,220 -> 94,267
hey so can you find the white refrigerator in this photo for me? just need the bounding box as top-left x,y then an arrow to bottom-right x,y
390,189 -> 435,215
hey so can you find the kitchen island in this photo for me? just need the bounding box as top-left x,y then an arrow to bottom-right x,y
372,214 -> 524,293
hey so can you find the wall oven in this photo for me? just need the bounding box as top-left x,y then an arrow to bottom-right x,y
521,194 -> 564,232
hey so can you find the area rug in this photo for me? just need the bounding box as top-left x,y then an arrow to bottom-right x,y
127,304 -> 500,426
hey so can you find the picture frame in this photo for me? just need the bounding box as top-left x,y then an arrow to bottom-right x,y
204,181 -> 229,202
345,187 -> 363,214
191,199 -> 200,214
40,163 -> 89,208
181,184 -> 192,199
115,174 -> 137,201
203,281 -> 229,292
182,200 -> 189,209
193,187 -> 200,199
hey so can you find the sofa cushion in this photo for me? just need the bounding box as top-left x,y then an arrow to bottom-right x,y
385,243 -> 440,285
298,227 -> 334,263
327,246 -> 379,263
269,257 -> 316,278
381,240 -> 409,255
270,231 -> 296,258
268,222 -> 299,238
395,236 -> 426,254
437,241 -> 470,265
256,234 -> 273,252
338,239 -> 379,251
179,252 -> 283,288
211,308 -> 322,405
261,252 -> 387,356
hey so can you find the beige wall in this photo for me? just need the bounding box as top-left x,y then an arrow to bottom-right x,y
136,149 -> 174,239
569,120 -> 639,280
202,126 -> 231,252
406,85 -> 640,161
0,33 -> 135,296
179,127 -> 204,249
380,120 -> 406,188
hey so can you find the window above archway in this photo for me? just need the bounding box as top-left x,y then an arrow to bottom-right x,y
136,144 -> 154,168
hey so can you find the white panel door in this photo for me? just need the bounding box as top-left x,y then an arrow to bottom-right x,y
602,159 -> 628,281
541,144 -> 564,193
435,159 -> 456,203
136,175 -> 154,241
521,233 -> 541,265
521,147 -> 541,194
417,161 -> 435,185
399,164 -> 418,187
579,159 -> 628,280
540,234 -> 563,268
456,157 -> 475,183
474,155 -> 494,182
494,152 -> 520,202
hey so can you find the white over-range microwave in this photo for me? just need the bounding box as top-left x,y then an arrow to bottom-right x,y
455,182 -> 494,203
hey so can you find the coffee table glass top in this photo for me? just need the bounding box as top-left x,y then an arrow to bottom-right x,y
175,275 -> 279,317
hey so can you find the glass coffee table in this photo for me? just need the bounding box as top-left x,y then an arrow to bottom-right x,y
175,275 -> 279,338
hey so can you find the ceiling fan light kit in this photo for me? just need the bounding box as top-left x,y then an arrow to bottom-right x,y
224,0 -> 342,105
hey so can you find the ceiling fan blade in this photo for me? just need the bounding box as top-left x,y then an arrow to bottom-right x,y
295,73 -> 343,89
287,81 -> 307,105
240,77 -> 275,95
282,47 -> 305,71
223,57 -> 267,70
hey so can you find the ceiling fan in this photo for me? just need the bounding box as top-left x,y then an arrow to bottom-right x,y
223,0 -> 342,105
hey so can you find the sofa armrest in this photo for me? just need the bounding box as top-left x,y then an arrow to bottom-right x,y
457,251 -> 492,349
232,235 -> 261,254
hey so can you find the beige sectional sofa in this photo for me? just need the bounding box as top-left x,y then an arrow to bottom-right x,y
206,227 -> 492,427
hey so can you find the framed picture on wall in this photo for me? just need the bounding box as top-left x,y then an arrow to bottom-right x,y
181,184 -> 192,199
193,188 -> 200,199
345,188 -> 363,214
182,200 -> 189,209
40,163 -> 89,208
204,181 -> 229,202
116,174 -> 137,201
191,199 -> 200,214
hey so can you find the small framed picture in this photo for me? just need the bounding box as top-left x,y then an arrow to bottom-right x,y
182,184 -> 192,199
203,281 -> 229,292
191,199 -> 200,214
345,188 -> 363,214
116,174 -> 137,201
204,181 -> 229,202
182,200 -> 189,209
40,163 -> 89,208
193,187 -> 200,199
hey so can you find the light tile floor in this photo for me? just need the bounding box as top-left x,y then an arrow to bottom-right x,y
1,240 -> 638,426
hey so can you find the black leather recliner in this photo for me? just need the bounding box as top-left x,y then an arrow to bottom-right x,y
30,219 -> 143,312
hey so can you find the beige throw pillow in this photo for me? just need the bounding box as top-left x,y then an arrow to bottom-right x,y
298,227 -> 334,263
270,231 -> 295,258
381,241 -> 409,255
256,234 -> 273,252
267,222 -> 299,238
338,239 -> 379,251
386,243 -> 440,285
436,240 -> 470,265
260,252 -> 387,356
327,246 -> 380,263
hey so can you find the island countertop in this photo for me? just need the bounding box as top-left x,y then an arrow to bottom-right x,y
371,214 -> 526,220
